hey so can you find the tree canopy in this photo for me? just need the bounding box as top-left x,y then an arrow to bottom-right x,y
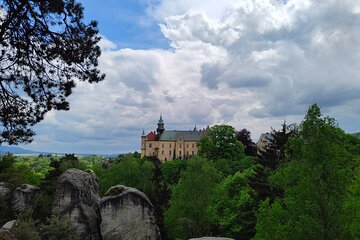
164,157 -> 220,239
198,124 -> 250,175
0,0 -> 104,144
237,128 -> 256,156
255,104 -> 360,239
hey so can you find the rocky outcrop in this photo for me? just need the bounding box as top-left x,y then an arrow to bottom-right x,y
100,185 -> 160,240
0,183 -> 12,200
0,182 -> 13,216
11,184 -> 39,215
1,221 -> 16,231
0,229 -> 17,240
52,168 -> 101,240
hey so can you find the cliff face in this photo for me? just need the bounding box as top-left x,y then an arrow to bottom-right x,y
11,184 -> 39,216
52,168 -> 102,240
100,185 -> 161,240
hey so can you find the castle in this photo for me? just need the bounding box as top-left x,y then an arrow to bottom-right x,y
141,115 -> 209,162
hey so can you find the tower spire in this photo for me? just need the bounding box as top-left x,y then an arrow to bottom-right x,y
158,114 -> 163,124
157,114 -> 165,134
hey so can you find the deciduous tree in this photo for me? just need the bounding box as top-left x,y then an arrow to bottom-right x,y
198,125 -> 250,175
164,157 -> 220,239
255,104 -> 359,239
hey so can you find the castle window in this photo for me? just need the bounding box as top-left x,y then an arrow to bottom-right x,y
179,151 -> 182,155
192,151 -> 194,155
149,143 -> 152,148
169,144 -> 172,148
187,151 -> 189,155
169,150 -> 171,155
161,150 -> 164,154
162,144 -> 164,148
187,144 -> 189,148
192,143 -> 195,148
180,144 -> 182,148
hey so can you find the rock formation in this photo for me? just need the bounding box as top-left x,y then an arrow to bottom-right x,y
11,184 -> 39,215
0,182 -> 13,216
0,183 -> 12,200
1,221 -> 16,232
52,168 -> 101,240
100,185 -> 160,240
0,229 -> 17,240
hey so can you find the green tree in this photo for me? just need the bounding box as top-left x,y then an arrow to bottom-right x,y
32,159 -> 62,222
198,124 -> 250,175
248,121 -> 297,203
98,154 -> 155,197
164,157 -> 220,239
161,158 -> 188,187
208,168 -> 257,239
59,154 -> 86,172
0,0 -> 104,144
255,104 -> 359,240
0,154 -> 40,185
237,128 -> 257,156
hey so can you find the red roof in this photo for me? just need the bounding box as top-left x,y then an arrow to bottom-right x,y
146,131 -> 158,141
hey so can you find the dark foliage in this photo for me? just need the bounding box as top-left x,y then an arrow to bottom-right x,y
0,0 -> 104,144
248,121 -> 297,202
31,159 -> 61,222
237,128 -> 257,156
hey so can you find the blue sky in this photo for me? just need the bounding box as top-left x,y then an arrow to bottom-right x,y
79,0 -> 169,49
11,0 -> 360,154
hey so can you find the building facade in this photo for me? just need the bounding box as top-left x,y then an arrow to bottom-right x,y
141,115 -> 208,162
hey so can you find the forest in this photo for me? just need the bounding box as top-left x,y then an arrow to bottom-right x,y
1,103 -> 360,239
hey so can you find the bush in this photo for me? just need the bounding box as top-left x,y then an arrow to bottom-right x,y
40,216 -> 78,240
11,217 -> 40,240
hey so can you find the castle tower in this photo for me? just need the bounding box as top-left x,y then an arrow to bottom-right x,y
141,129 -> 146,158
156,114 -> 165,135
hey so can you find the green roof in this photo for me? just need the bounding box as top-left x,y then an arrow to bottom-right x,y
159,130 -> 204,141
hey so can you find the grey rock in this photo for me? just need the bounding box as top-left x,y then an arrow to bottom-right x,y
52,168 -> 101,240
0,183 -> 13,214
0,229 -> 17,240
1,220 -> 16,231
11,184 -> 39,215
0,182 -> 12,200
100,185 -> 160,240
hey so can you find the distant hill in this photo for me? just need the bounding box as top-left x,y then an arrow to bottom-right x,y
0,145 -> 36,154
353,132 -> 360,138
0,145 -> 122,157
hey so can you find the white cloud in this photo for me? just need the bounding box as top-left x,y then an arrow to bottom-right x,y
23,0 -> 360,154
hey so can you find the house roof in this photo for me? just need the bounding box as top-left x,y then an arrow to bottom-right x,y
159,130 -> 204,141
146,131 -> 158,141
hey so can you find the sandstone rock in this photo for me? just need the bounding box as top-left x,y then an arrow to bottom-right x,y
11,184 -> 39,215
52,168 -> 101,240
0,229 -> 17,240
1,220 -> 16,231
0,182 -> 13,215
0,183 -> 12,200
100,185 -> 160,240
188,238 -> 234,240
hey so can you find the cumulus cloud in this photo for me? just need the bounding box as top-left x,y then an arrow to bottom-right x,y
23,0 -> 360,153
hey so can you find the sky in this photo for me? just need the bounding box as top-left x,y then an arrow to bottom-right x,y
13,0 -> 360,154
